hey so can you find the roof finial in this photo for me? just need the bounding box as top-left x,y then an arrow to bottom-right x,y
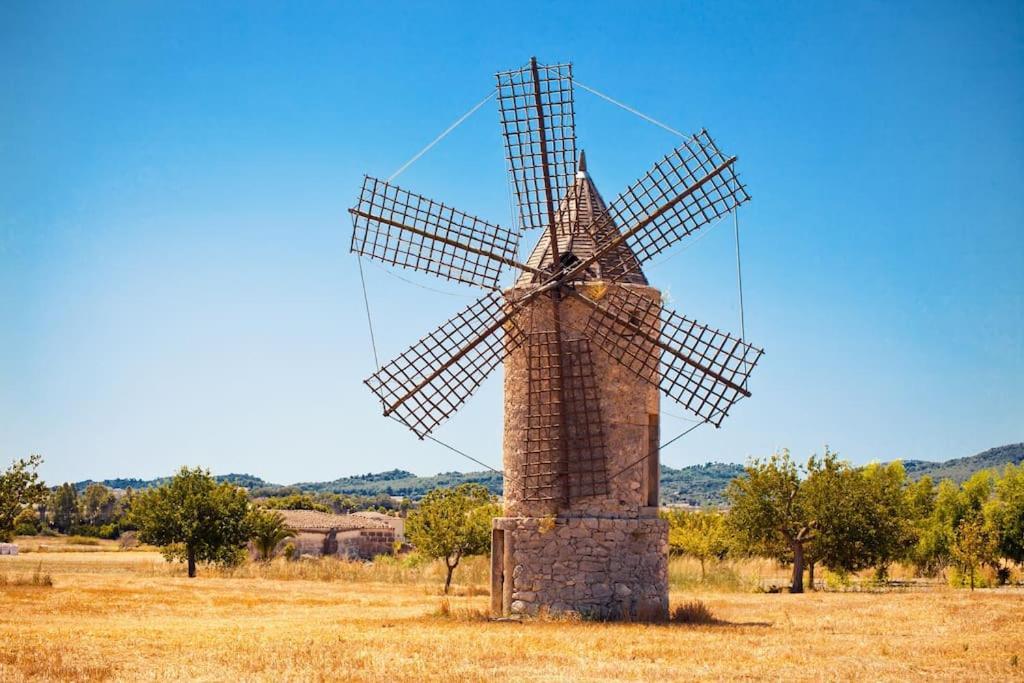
577,149 -> 587,173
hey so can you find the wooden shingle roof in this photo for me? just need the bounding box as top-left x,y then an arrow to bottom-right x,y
515,151 -> 647,287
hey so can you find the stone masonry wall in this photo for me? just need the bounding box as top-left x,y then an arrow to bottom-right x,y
494,516 -> 668,620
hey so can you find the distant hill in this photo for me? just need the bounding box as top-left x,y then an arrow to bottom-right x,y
72,443 -> 1021,503
660,462 -> 745,506
901,443 -> 1023,483
73,473 -> 271,493
291,469 -> 504,497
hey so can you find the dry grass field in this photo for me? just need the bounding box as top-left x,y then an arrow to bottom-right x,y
1,542 -> 1023,682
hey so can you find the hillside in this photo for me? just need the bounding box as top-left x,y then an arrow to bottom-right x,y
72,443 -> 1022,503
659,462 -> 746,506
901,443 -> 1023,483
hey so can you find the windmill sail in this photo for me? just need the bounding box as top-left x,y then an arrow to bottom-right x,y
365,291 -> 526,437
577,285 -> 763,427
565,129 -> 749,284
496,58 -> 577,233
349,176 -> 528,290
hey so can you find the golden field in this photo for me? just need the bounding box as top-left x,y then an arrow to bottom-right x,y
1,541 -> 1023,682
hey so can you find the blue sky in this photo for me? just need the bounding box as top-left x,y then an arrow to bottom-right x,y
1,1 -> 1021,485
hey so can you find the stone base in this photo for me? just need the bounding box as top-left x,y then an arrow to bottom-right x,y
491,516 -> 668,621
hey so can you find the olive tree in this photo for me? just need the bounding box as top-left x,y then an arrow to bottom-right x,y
986,463 -> 1024,568
129,467 -> 252,577
0,455 -> 48,542
726,450 -> 815,593
406,483 -> 498,593
663,509 -> 729,580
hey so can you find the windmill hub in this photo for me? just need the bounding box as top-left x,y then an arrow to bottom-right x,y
349,57 -> 763,621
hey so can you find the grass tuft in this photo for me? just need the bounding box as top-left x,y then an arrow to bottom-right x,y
0,562 -> 54,588
670,600 -> 716,625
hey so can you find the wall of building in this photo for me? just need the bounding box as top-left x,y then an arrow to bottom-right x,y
495,282 -> 668,620
493,516 -> 668,620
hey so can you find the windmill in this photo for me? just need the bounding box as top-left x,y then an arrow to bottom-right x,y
349,58 -> 763,619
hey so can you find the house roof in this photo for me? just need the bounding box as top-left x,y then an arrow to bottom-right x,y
515,151 -> 647,287
277,509 -> 390,532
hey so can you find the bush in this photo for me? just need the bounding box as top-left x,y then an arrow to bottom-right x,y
69,524 -> 120,540
281,542 -> 297,561
13,508 -> 41,533
63,535 -> 101,546
670,600 -> 716,624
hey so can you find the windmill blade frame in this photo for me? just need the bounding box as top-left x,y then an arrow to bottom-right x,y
365,291 -> 528,438
496,58 -> 577,233
571,285 -> 763,427
560,129 -> 749,286
350,176 -> 541,290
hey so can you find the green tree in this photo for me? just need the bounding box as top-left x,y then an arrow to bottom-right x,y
985,464 -> 1024,567
260,493 -> 330,512
800,452 -> 868,587
859,461 -> 914,579
80,483 -> 117,526
663,509 -> 729,580
13,507 -> 41,535
0,454 -> 48,541
48,483 -> 79,534
249,508 -> 294,561
406,483 -> 497,593
129,467 -> 253,577
726,450 -> 815,593
904,475 -> 938,574
951,514 -> 997,590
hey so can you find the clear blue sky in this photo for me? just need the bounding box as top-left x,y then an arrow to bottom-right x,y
1,2 -> 1021,485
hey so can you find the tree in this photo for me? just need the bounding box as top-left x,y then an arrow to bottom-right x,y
663,509 -> 729,580
986,464 -> 1024,568
859,461 -> 914,579
904,475 -> 939,575
800,452 -> 868,587
249,508 -> 294,561
726,450 -> 815,593
80,483 -> 117,526
0,455 -> 47,541
260,493 -> 330,512
48,483 -> 79,534
406,483 -> 497,593
13,507 -> 41,535
951,514 -> 996,590
129,467 -> 253,577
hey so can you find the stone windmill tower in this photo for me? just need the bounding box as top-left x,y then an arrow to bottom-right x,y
349,58 -> 763,620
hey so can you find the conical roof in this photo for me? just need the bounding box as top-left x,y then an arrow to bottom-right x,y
515,151 -> 647,286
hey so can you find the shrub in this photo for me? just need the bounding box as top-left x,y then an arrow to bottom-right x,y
670,600 -> 716,624
63,536 -> 101,546
13,508 -> 41,534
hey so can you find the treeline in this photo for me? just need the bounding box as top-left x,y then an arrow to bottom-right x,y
253,491 -> 411,515
665,449 -> 1024,592
8,472 -> 410,542
17,482 -> 135,539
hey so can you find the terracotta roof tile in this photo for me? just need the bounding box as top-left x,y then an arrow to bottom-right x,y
276,509 -> 390,532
